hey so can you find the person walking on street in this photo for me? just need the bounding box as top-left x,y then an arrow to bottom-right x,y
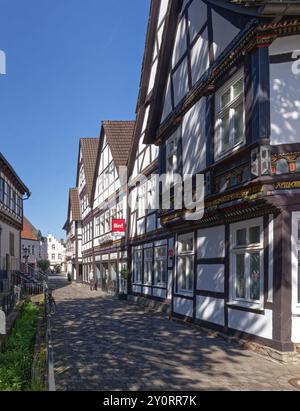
89,269 -> 94,291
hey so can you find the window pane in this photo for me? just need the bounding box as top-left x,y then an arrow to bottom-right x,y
236,229 -> 246,246
234,102 -> 244,145
162,260 -> 168,284
181,237 -> 193,253
179,256 -> 193,292
221,89 -> 231,109
178,257 -> 185,290
249,226 -> 260,245
187,256 -> 193,291
233,78 -> 243,98
236,254 -> 245,299
250,253 -> 260,301
221,114 -> 230,151
146,261 -> 152,283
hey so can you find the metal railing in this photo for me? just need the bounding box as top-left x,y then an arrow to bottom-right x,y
0,271 -> 45,315
0,292 -> 17,315
22,282 -> 45,296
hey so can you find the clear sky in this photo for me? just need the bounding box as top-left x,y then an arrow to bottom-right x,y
0,0 -> 150,239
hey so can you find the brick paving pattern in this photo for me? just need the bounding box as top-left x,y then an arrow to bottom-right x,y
49,277 -> 300,391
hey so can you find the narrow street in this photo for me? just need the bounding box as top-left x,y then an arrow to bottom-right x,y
49,276 -> 300,391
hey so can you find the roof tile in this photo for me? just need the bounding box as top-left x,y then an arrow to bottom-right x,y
80,138 -> 99,203
102,121 -> 135,169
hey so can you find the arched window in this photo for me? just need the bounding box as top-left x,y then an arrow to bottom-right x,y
276,159 -> 289,175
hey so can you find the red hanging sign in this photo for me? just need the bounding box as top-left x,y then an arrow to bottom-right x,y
112,219 -> 126,235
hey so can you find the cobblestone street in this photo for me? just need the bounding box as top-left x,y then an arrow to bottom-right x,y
50,276 -> 300,391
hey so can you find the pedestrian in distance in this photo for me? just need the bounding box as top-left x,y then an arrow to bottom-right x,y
89,269 -> 94,291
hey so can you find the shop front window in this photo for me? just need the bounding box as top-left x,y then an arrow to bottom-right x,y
144,248 -> 153,284
133,250 -> 142,283
154,246 -> 167,285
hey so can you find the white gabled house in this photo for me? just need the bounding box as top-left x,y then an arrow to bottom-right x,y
92,121 -> 135,294
76,138 -> 99,283
128,0 -> 175,303
131,0 -> 300,354
63,188 -> 82,281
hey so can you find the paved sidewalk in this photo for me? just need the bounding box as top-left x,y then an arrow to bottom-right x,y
49,278 -> 300,391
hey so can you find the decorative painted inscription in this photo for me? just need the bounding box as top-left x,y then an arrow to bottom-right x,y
274,181 -> 300,190
206,185 -> 264,209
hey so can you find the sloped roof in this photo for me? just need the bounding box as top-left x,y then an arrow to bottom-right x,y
80,138 -> 99,203
63,188 -> 81,230
102,121 -> 136,169
128,0 -> 161,177
21,216 -> 39,241
0,152 -> 30,196
69,188 -> 81,221
144,0 -> 300,145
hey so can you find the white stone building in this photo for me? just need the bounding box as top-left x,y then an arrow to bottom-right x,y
21,217 -> 47,273
47,234 -> 66,272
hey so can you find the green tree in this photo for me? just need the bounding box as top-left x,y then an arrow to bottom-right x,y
37,260 -> 50,272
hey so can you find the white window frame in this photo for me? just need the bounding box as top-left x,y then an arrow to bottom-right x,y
215,69 -> 245,160
292,212 -> 300,315
100,214 -> 105,236
166,130 -> 179,185
154,245 -> 168,286
109,162 -> 115,186
138,183 -> 147,218
230,218 -> 264,309
133,250 -> 143,284
95,216 -> 100,238
177,233 -> 194,295
116,199 -> 124,220
144,248 -> 153,285
105,210 -> 110,234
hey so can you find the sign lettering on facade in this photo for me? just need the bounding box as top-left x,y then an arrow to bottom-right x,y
274,181 -> 300,190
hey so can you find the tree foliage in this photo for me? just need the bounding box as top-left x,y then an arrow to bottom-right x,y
37,260 -> 50,272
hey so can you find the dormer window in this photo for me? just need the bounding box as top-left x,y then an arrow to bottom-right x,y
215,70 -> 245,160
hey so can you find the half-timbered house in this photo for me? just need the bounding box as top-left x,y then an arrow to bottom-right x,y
128,0 -> 175,303
140,0 -> 300,353
92,121 -> 135,294
76,138 -> 99,283
0,152 -> 30,290
63,188 -> 82,281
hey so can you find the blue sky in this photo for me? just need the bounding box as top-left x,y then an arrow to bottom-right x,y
0,0 -> 150,239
